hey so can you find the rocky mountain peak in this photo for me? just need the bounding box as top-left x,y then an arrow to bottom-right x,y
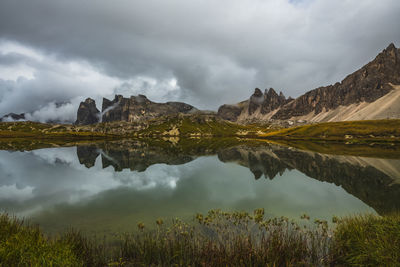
130,94 -> 150,104
261,88 -> 289,114
75,98 -> 100,125
252,88 -> 263,97
75,94 -> 198,124
265,88 -> 278,97
248,88 -> 265,115
247,87 -> 290,115
218,43 -> 400,123
271,42 -> 400,120
385,42 -> 396,52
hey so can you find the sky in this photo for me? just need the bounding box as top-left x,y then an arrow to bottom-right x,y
0,0 -> 399,122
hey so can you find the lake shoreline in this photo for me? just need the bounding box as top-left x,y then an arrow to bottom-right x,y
1,119 -> 400,142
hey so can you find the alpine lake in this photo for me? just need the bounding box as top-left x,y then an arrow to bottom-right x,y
1,138 -> 399,237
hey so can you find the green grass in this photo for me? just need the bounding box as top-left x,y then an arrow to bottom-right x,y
0,214 -> 82,266
264,119 -> 400,142
272,140 -> 400,159
137,114 -> 269,137
1,211 -> 399,266
3,118 -> 400,143
0,121 -> 111,139
331,213 -> 400,266
0,115 -> 270,140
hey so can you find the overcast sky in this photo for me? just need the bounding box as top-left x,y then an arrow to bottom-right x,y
0,0 -> 399,122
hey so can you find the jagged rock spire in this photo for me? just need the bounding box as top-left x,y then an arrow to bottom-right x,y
75,98 -> 100,125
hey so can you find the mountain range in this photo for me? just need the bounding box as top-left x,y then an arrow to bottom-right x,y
218,43 -> 400,123
2,43 -> 400,125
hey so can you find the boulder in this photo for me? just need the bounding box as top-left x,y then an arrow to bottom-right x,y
217,104 -> 244,121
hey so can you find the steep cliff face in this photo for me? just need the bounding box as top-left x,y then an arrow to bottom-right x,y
261,88 -> 291,114
75,98 -> 100,125
75,95 -> 198,125
217,87 -> 290,122
218,43 -> 400,122
272,43 -> 400,120
101,94 -> 197,123
217,103 -> 245,122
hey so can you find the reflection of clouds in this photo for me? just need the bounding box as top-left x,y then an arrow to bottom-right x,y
113,166 -> 181,190
0,147 -> 376,224
0,184 -> 34,202
0,148 -> 185,216
32,148 -> 77,165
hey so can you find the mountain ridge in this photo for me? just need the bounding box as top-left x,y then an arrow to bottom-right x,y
2,43 -> 399,125
75,94 -> 200,125
218,43 -> 400,123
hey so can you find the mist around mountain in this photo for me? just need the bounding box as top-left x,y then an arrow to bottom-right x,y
2,43 -> 400,126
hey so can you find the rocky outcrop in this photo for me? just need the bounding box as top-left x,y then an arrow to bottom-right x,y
217,88 -> 290,122
248,88 -> 264,115
262,89 -> 292,114
248,88 -> 291,115
217,104 -> 244,122
101,94 -> 197,123
74,94 -> 198,125
75,98 -> 100,125
272,43 -> 400,120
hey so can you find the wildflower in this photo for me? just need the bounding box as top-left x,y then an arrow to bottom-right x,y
137,222 -> 145,231
156,218 -> 164,226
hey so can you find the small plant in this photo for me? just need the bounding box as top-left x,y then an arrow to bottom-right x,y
331,213 -> 400,266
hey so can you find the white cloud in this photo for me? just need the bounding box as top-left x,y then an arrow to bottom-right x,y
0,0 -> 399,113
0,42 -> 186,122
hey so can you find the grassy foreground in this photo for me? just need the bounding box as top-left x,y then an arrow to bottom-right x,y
1,211 -> 399,266
264,119 -> 400,143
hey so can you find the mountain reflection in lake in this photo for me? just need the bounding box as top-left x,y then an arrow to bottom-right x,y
0,139 -> 399,235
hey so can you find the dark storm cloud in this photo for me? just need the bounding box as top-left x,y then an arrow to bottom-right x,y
0,0 -> 399,120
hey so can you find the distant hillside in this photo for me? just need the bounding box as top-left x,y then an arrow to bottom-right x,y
263,119 -> 400,142
218,43 -> 400,123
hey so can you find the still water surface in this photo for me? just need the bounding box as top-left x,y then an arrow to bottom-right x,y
1,140 -> 399,236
